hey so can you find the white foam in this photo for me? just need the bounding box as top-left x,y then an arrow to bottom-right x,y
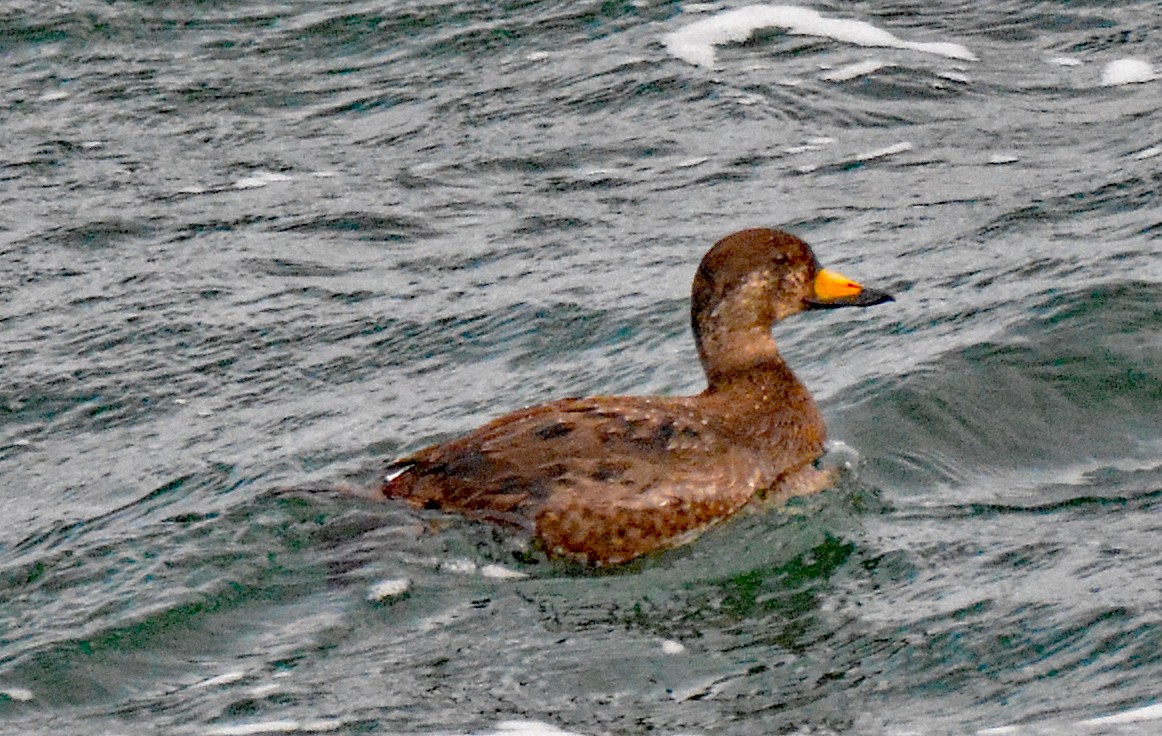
1132,146 -> 1161,160
988,154 -> 1019,165
731,91 -> 765,104
206,720 -> 343,736
977,700 -> 1162,735
233,171 -> 294,189
663,5 -> 977,69
486,721 -> 582,736
192,671 -> 247,689
440,558 -> 478,575
480,563 -> 529,580
1048,56 -> 1081,67
368,577 -> 411,601
1100,58 -> 1157,86
1,687 -> 33,701
661,639 -> 686,654
1080,702 -> 1162,726
856,141 -> 913,161
938,70 -> 971,84
784,136 -> 834,154
246,683 -> 281,698
820,439 -> 860,470
822,59 -> 888,82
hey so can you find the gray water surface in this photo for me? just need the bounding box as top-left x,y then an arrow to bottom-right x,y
2,2 -> 1161,734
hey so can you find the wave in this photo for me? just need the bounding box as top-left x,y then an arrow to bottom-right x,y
830,281 -> 1162,498
663,4 -> 977,69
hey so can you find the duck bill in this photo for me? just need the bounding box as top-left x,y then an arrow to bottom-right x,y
806,268 -> 894,309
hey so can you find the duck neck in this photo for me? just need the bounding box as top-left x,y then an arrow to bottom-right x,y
696,330 -> 824,444
697,330 -> 811,402
696,328 -> 785,392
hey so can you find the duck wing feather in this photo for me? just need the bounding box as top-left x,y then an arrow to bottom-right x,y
382,396 -> 770,564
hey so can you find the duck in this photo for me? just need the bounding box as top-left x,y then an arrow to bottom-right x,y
378,228 -> 892,565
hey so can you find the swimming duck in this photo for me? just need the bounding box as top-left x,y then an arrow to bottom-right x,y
379,228 -> 892,565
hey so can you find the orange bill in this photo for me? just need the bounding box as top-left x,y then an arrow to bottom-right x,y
807,268 -> 894,308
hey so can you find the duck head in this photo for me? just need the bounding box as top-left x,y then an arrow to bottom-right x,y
690,228 -> 893,387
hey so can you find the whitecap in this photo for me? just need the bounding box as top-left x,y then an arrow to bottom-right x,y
1080,701 -> 1162,726
1,687 -> 33,701
233,171 -> 294,189
1100,58 -> 1157,86
487,721 -> 582,736
784,137 -> 833,154
661,639 -> 686,654
937,70 -> 971,84
368,577 -> 411,601
820,439 -> 860,470
246,683 -> 281,698
856,141 -> 913,161
663,4 -> 977,69
440,558 -> 478,575
821,59 -> 888,82
480,563 -> 529,580
206,720 -> 344,736
192,671 -> 246,689
979,700 -> 1162,734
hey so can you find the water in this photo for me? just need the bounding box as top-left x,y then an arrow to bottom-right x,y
1,1 -> 1161,734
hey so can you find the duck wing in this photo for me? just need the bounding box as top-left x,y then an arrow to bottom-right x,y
381,396 -> 768,564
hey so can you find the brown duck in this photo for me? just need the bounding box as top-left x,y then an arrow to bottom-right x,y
379,228 -> 892,565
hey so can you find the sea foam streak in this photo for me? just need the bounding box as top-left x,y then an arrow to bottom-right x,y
664,4 -> 977,68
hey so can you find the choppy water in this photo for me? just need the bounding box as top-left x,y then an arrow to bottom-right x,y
2,2 -> 1161,734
